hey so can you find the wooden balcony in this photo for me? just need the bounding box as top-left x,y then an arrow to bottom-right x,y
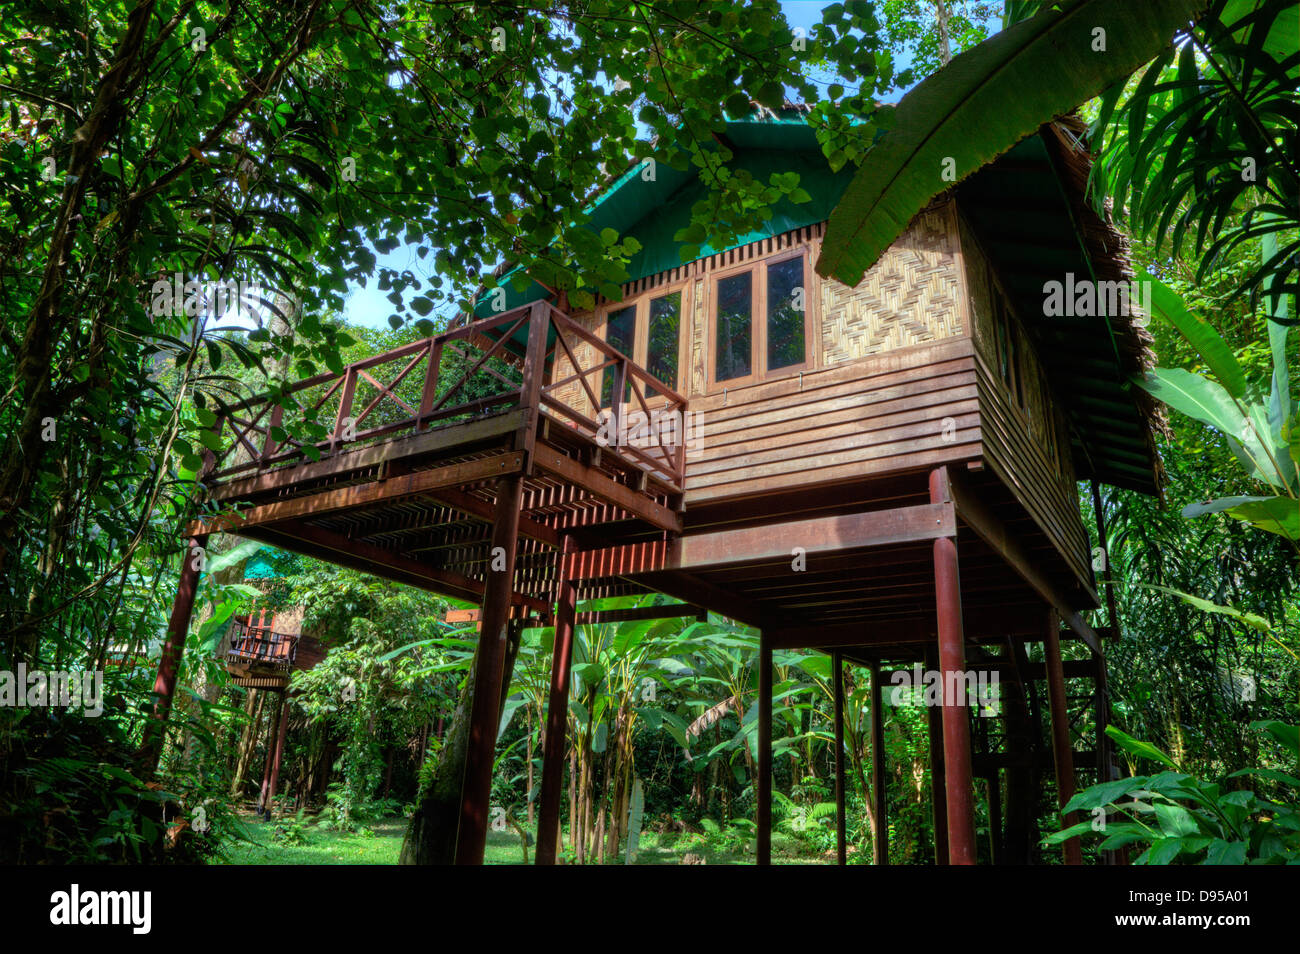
190,303 -> 688,619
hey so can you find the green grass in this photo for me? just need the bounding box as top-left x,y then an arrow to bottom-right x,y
218,816 -> 410,865
217,815 -> 829,865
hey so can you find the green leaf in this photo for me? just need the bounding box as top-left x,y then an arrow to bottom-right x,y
1154,802 -> 1199,837
1106,725 -> 1178,769
1205,838 -> 1248,865
1135,368 -> 1248,437
818,0 -> 1209,285
1064,775 -> 1150,812
1251,720 -> 1300,759
1146,270 -> 1247,397
1134,582 -> 1274,633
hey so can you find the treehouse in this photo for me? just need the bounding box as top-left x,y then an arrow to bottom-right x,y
219,607 -> 326,690
150,107 -> 1161,865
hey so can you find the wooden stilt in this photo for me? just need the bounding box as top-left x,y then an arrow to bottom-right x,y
757,633 -> 772,866
139,533 -> 209,775
536,537 -> 577,865
1001,640 -> 1037,865
832,651 -> 846,865
869,661 -> 888,865
266,690 -> 290,818
1044,610 -> 1082,865
932,468 -> 976,865
455,471 -> 525,865
258,692 -> 281,816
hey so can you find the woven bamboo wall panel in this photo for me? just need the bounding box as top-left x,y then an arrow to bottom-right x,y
550,311 -> 600,420
820,204 -> 963,365
690,278 -> 706,397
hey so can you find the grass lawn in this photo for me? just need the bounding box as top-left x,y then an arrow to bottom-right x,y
217,815 -> 830,865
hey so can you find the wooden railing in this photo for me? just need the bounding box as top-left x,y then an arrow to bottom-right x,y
226,614 -> 299,673
540,305 -> 688,486
204,301 -> 688,490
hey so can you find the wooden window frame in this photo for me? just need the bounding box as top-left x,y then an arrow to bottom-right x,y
596,280 -> 692,406
705,245 -> 815,393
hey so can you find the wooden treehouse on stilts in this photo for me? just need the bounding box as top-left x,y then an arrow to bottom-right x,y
146,108 -> 1162,864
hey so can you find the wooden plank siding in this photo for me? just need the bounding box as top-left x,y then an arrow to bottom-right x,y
683,338 -> 980,503
956,207 -> 1093,589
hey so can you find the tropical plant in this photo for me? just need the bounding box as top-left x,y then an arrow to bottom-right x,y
1045,722 -> 1300,863
818,0 -> 1208,285
1089,0 -> 1299,306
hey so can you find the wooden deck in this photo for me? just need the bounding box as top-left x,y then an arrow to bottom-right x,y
192,302 -> 689,618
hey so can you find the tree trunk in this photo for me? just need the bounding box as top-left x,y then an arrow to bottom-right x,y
400,623 -> 521,864
230,689 -> 264,797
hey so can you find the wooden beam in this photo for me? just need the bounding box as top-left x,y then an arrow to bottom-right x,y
427,484 -> 559,547
564,502 -> 954,581
536,536 -> 577,866
767,600 -> 1058,650
210,409 -> 525,500
933,467 -> 976,866
945,467 -> 1103,654
242,520 -> 550,616
457,473 -> 526,865
575,603 -> 706,626
192,452 -> 524,535
533,441 -> 682,533
633,570 -> 770,630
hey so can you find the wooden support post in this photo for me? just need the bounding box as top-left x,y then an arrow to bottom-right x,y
932,468 -> 976,865
417,337 -> 443,431
832,651 -> 846,866
266,690 -> 290,818
1044,610 -> 1083,865
870,661 -> 889,865
139,534 -> 209,775
331,368 -> 357,454
518,301 -> 549,470
1001,637 -> 1037,865
757,633 -> 773,866
257,693 -> 280,816
455,471 -> 525,865
536,537 -> 577,865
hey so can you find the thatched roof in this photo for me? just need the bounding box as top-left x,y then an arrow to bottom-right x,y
957,113 -> 1166,495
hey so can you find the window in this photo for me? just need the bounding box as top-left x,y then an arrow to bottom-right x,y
715,272 -> 753,382
601,304 -> 636,406
599,286 -> 686,406
708,251 -> 811,388
646,291 -> 682,398
766,257 -> 806,372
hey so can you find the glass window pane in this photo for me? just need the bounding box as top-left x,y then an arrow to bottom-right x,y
715,272 -> 752,382
766,257 -> 805,371
647,292 -> 681,394
602,305 -> 636,406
